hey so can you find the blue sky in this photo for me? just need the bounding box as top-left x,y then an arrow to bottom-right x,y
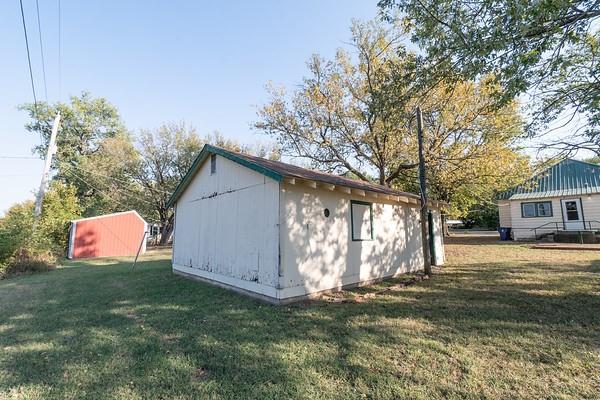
0,0 -> 379,214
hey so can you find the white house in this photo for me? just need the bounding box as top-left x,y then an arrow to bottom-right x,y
167,144 -> 446,303
498,159 -> 600,241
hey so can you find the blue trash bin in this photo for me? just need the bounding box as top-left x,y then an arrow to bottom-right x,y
498,227 -> 511,241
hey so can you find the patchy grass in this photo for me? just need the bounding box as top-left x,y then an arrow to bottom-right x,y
1,241 -> 599,399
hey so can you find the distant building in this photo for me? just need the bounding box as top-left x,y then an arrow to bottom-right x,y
498,159 -> 600,240
167,144 -> 446,304
67,211 -> 147,259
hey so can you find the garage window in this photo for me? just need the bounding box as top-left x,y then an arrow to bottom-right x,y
351,200 -> 373,241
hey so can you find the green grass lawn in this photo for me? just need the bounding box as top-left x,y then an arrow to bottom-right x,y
1,239 -> 599,399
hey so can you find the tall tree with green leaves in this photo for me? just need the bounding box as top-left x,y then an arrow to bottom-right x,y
378,0 -> 600,151
20,92 -> 129,214
395,79 -> 531,218
256,20 -> 529,218
256,21 -> 420,185
124,123 -> 204,245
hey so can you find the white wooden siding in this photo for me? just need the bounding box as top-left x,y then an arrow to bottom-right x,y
580,195 -> 600,226
507,194 -> 600,240
172,156 -> 446,302
172,155 -> 280,292
278,182 -> 443,300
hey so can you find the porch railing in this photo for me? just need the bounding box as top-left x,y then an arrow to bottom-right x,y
530,220 -> 600,242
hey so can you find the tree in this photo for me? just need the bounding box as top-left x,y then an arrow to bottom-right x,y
68,134 -> 152,217
20,92 -> 129,214
38,182 -> 83,251
395,79 -> 531,218
378,0 -> 600,150
256,21 -> 418,186
256,20 -> 529,218
121,123 -> 203,245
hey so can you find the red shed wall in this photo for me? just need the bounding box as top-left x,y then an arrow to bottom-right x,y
72,212 -> 146,259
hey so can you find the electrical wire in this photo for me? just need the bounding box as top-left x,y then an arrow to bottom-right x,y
0,156 -> 39,159
57,0 -> 61,100
64,163 -> 173,195
64,165 -> 157,207
19,0 -> 38,111
35,0 -> 48,101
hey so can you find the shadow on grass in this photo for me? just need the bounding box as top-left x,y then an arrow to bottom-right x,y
1,251 -> 599,399
586,260 -> 600,273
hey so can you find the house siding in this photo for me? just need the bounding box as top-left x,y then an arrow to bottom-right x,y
278,182 -> 443,300
172,155 -> 280,294
505,194 -> 600,240
580,195 -> 600,226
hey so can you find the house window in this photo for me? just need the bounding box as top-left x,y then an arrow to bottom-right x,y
351,200 -> 373,241
210,154 -> 217,174
521,201 -> 552,218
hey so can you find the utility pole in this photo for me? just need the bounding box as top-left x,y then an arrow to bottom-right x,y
416,106 -> 432,275
34,112 -> 60,220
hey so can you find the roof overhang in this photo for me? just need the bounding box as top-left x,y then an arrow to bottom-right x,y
281,176 -> 447,209
506,187 -> 600,200
166,144 -> 448,210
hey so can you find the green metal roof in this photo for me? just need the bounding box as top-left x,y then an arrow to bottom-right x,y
498,159 -> 600,200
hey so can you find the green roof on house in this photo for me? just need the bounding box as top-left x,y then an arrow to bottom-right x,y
498,159 -> 600,200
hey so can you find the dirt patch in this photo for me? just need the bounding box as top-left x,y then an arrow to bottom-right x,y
191,367 -> 210,382
323,274 -> 432,303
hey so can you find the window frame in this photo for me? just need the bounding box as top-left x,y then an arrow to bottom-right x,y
521,201 -> 553,218
350,200 -> 374,241
563,200 -> 580,221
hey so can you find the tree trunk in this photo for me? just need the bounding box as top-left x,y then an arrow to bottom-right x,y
416,107 -> 432,275
159,214 -> 174,246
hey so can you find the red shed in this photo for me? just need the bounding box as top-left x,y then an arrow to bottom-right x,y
67,211 -> 148,259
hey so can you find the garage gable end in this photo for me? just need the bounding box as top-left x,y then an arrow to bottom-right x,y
166,144 -> 283,208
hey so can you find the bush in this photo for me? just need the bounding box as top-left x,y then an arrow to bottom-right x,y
1,248 -> 56,278
0,182 -> 81,279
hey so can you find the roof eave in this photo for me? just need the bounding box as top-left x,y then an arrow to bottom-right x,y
167,144 -> 448,209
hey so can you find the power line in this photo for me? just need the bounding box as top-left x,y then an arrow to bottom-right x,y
64,162 -> 173,195
35,0 -> 48,101
58,0 -> 61,100
64,165 -> 157,207
19,0 -> 38,110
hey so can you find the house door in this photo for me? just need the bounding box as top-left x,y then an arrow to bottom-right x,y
561,199 -> 585,230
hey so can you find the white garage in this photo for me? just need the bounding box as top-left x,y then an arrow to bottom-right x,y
167,144 -> 445,303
